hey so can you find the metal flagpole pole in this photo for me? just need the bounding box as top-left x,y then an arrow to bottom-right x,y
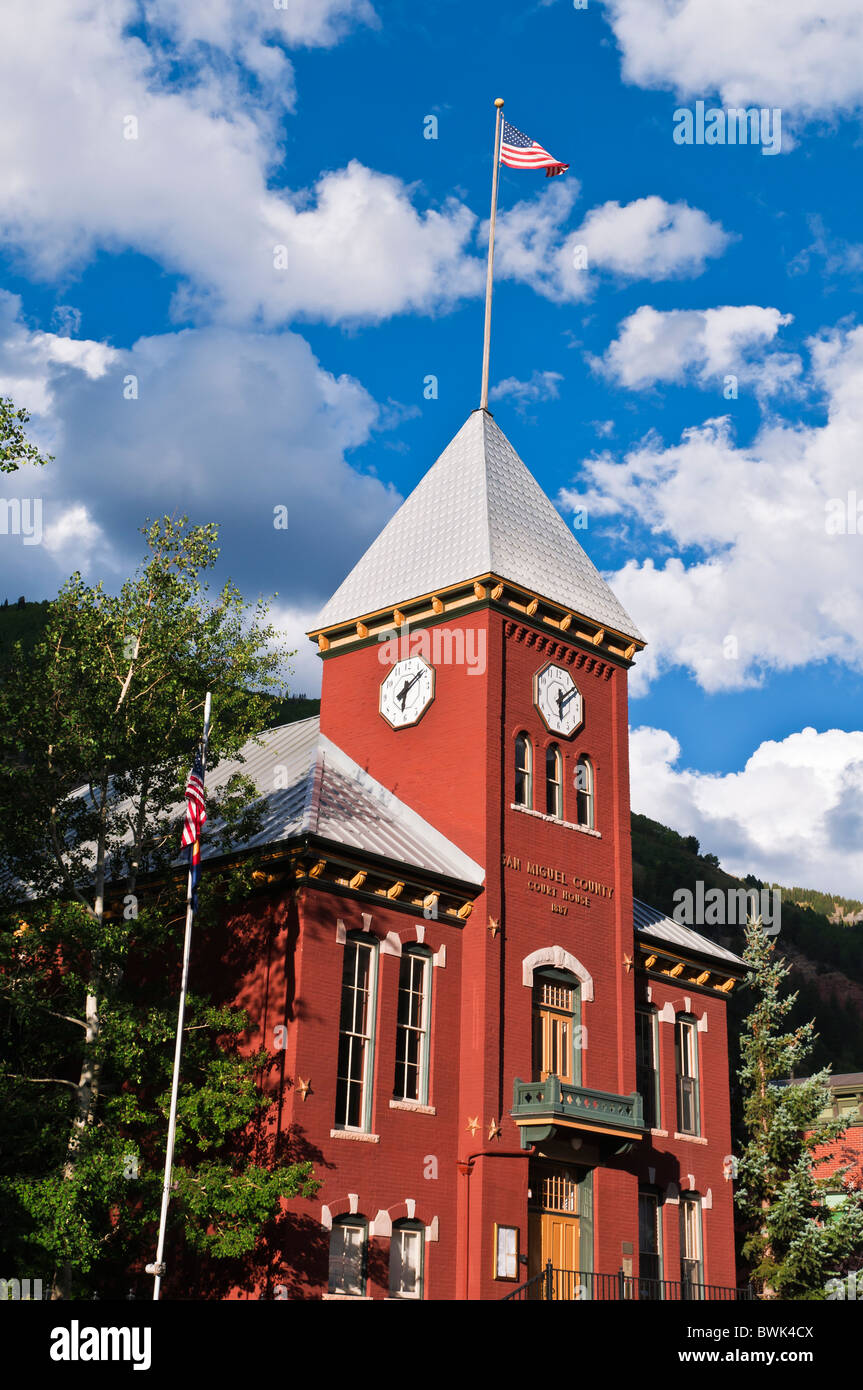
148,690 -> 212,1301
480,97 -> 505,412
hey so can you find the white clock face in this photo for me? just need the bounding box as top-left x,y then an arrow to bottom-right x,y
534,662 -> 583,737
380,656 -> 435,729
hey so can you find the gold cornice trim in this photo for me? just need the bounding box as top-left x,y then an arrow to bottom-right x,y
307,572 -> 645,662
636,943 -> 743,993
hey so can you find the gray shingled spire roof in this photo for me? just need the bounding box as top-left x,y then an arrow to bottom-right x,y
313,409 -> 644,641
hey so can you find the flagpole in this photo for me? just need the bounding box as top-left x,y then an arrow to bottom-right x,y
480,97 -> 505,412
148,690 -> 212,1302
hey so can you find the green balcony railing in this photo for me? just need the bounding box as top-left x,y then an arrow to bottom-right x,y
512,1076 -> 644,1136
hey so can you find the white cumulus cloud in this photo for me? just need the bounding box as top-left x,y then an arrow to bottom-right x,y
561,322 -> 863,693
0,293 -> 403,611
599,0 -> 863,120
490,369 -> 564,411
630,725 -> 863,898
491,185 -> 729,301
0,1 -> 479,327
595,304 -> 801,397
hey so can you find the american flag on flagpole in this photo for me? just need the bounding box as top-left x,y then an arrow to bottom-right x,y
181,750 -> 207,848
181,749 -> 207,907
500,119 -> 569,177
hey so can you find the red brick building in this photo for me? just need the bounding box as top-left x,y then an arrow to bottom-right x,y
212,410 -> 747,1300
810,1074 -> 863,1200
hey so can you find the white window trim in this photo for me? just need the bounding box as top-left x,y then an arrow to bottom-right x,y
522,945 -> 594,1001
510,802 -> 601,837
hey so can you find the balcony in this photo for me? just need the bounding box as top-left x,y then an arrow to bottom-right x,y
512,1076 -> 644,1152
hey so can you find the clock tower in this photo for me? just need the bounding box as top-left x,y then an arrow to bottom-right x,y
307,407 -> 650,1298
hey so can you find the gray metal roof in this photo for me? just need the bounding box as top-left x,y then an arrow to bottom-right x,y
313,410 -> 644,641
199,717 -> 485,886
634,897 -> 746,969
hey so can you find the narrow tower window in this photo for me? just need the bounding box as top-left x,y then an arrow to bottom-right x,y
545,744 -> 563,818
575,755 -> 594,828
515,733 -> 533,808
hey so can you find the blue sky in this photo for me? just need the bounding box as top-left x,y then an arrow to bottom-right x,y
2,0 -> 863,894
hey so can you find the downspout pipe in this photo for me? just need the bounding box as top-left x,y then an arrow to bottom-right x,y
457,1148 -> 535,1300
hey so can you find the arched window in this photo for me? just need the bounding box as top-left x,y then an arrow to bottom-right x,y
394,947 -> 432,1104
389,1220 -> 425,1299
575,755 -> 594,829
335,934 -> 378,1132
532,969 -> 581,1085
515,733 -> 533,808
328,1215 -> 368,1296
545,744 -> 563,818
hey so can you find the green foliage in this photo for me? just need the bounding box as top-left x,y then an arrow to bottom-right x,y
0,599 -> 52,662
0,517 -> 318,1297
631,813 -> 741,919
264,694 -> 321,726
776,885 -> 863,920
735,917 -> 863,1299
0,396 -> 53,472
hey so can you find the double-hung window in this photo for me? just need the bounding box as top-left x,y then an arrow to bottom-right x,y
335,935 -> 377,1131
675,1015 -> 700,1136
680,1195 -> 703,1298
394,947 -> 431,1104
575,755 -> 594,828
636,1007 -> 660,1129
545,744 -> 563,818
389,1221 -> 424,1299
515,733 -> 533,808
638,1191 -> 663,1299
328,1218 -> 367,1296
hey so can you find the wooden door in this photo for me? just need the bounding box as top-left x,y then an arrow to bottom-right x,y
529,1168 -> 582,1298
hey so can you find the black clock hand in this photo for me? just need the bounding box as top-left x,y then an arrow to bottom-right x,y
397,670 -> 423,709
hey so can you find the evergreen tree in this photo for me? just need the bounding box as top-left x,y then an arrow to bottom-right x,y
736,915 -> 863,1298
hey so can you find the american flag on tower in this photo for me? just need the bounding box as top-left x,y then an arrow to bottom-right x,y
500,119 -> 569,177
